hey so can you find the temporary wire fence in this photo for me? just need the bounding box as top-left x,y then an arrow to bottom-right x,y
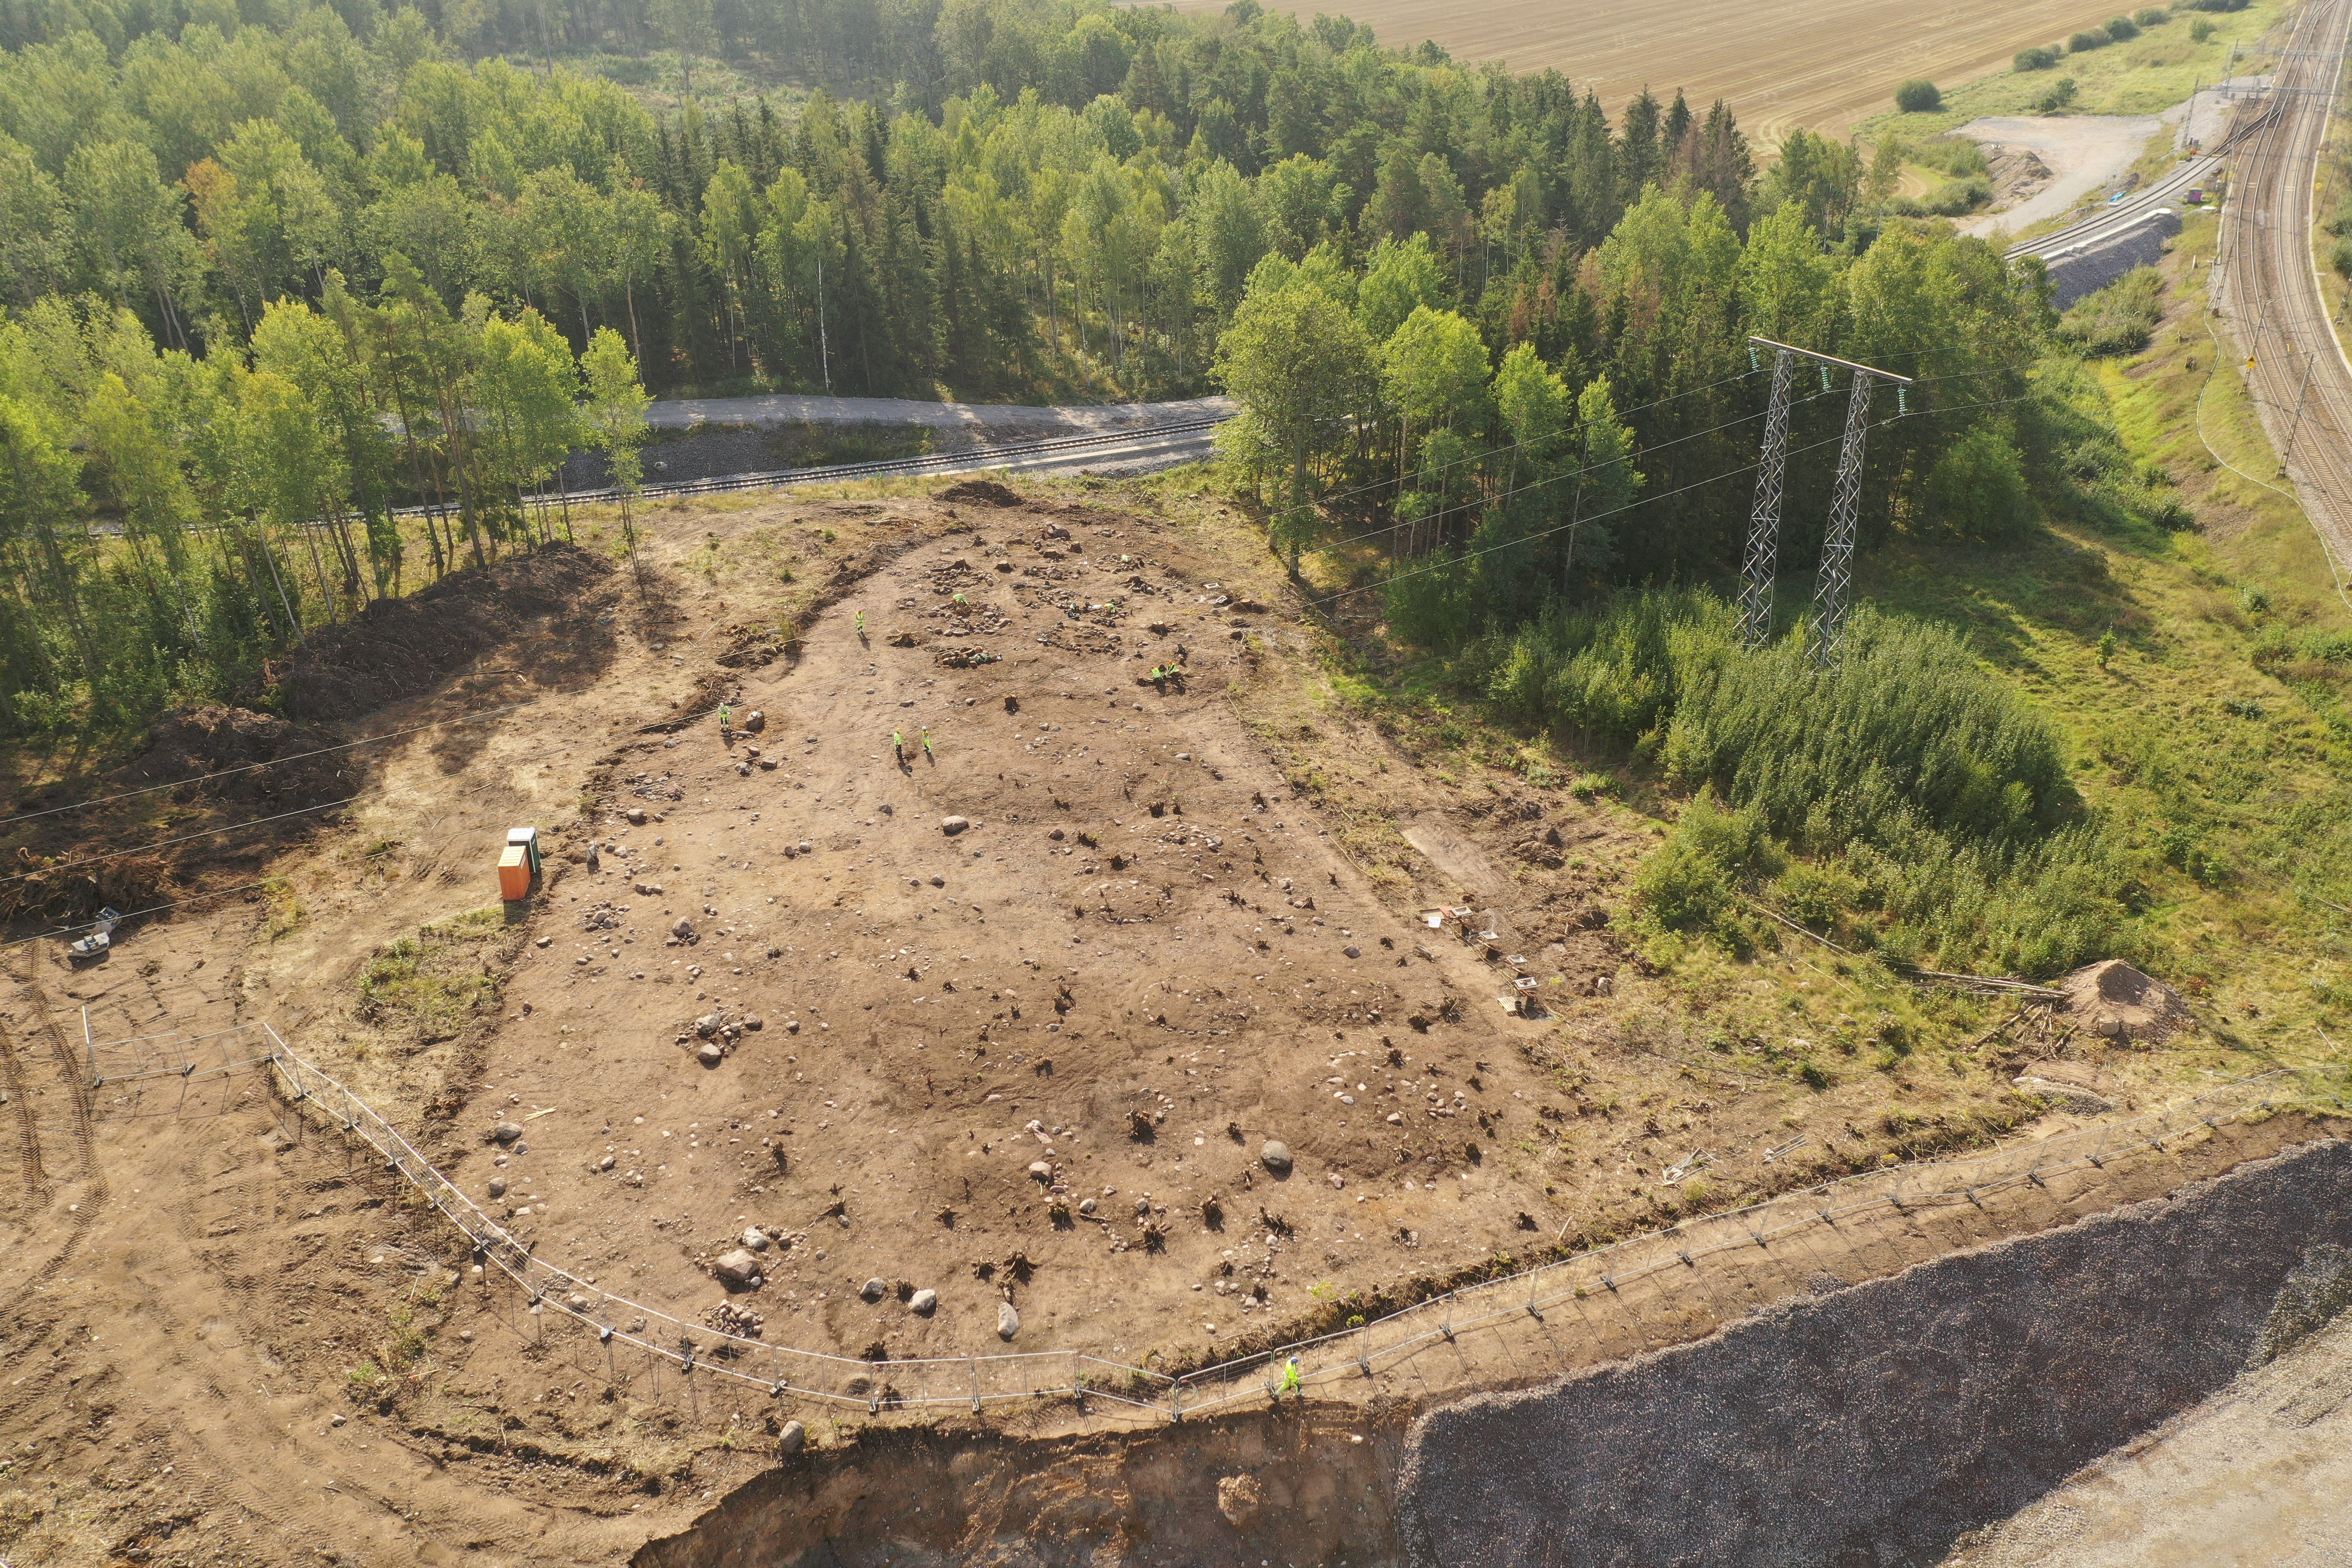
153,1024 -> 2343,1427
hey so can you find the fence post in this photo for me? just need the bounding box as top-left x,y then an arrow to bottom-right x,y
972,1357 -> 982,1416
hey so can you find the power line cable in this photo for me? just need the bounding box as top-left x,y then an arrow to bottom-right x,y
1306,388 -> 2039,611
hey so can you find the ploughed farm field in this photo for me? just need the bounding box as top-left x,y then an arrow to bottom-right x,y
1171,0 -> 2119,141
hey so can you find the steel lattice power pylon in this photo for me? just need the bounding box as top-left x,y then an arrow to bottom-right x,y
1808,369 -> 1881,667
1739,337 -> 1914,662
1737,347 -> 1795,649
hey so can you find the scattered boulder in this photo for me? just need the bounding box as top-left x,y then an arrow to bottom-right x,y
713,1249 -> 764,1288
743,1016 -> 763,1031
672,917 -> 697,940
743,709 -> 766,733
492,1121 -> 523,1145
941,815 -> 971,836
909,1288 -> 938,1315
1260,1140 -> 1293,1176
1078,1197 -> 1098,1216
997,1301 -> 1020,1341
888,630 -> 922,647
780,1419 -> 807,1455
624,806 -> 647,825
597,1153 -> 615,1171
1028,1160 -> 1053,1181
797,840 -> 813,855
696,1042 -> 724,1066
1343,945 -> 1362,959
1217,1473 -> 1263,1528
742,1227 -> 770,1252
487,1177 -> 508,1199
695,1012 -> 722,1038
861,1277 -> 888,1303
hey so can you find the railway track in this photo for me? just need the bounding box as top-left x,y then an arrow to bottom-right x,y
2212,0 -> 2352,600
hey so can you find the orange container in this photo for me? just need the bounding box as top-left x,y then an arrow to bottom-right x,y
498,844 -> 530,901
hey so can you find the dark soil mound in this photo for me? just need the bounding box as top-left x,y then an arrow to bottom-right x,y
266,543 -> 612,722
111,705 -> 353,814
937,478 -> 1023,508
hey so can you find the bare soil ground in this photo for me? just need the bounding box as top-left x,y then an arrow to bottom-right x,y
0,475 -> 2287,1566
1171,0 -> 2162,142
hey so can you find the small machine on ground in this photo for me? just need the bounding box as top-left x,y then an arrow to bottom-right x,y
67,907 -> 123,963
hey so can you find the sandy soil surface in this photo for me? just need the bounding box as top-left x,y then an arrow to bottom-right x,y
1159,0 -> 2168,141
1957,114 -> 2166,238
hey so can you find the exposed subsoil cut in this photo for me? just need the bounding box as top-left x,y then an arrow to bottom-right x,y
1402,1136 -> 2352,1568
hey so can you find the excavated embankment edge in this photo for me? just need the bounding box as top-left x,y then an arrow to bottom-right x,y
1399,1136 -> 2352,1568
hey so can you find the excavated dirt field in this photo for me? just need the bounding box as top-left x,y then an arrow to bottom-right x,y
0,478 -> 2320,1567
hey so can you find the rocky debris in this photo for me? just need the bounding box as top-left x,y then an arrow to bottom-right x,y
704,1301 -> 765,1339
624,806 -> 647,825
565,1292 -> 590,1313
582,902 -> 625,931
742,1227 -> 770,1252
671,917 -> 697,941
2015,1076 -> 2118,1115
780,1419 -> 807,1455
742,708 -> 766,732
888,629 -> 922,647
585,843 -> 600,871
1217,1473 -> 1263,1528
487,1177 -> 508,1199
1028,1160 -> 1053,1182
695,1012 -> 723,1038
1260,1140 -> 1293,1176
909,1288 -> 938,1315
941,815 -> 971,835
696,1042 -> 725,1066
713,1249 -> 765,1288
491,1121 -> 523,1145
2061,960 -> 2194,1043
743,1015 -> 763,1030
997,1301 -> 1020,1341
861,1277 -> 889,1303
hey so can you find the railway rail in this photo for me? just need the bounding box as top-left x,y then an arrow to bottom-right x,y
2211,0 -> 2352,602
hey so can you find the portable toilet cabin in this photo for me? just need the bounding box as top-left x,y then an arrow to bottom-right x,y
499,825 -> 541,900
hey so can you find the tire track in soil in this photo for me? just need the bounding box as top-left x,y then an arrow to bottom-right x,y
0,945 -> 101,1320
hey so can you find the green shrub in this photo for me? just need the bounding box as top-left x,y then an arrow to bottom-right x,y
2037,77 -> 2080,111
2069,29 -> 2109,49
1923,175 -> 1992,215
1491,588 -> 2125,973
1895,78 -> 1942,112
2134,6 -> 2168,23
2015,44 -> 2062,69
1922,425 -> 2036,539
2104,15 -> 2140,39
2188,17 -> 2216,39
1776,859 -> 1864,926
2058,265 -> 2165,356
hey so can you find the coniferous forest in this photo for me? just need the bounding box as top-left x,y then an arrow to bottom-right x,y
3,0 -> 2098,747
